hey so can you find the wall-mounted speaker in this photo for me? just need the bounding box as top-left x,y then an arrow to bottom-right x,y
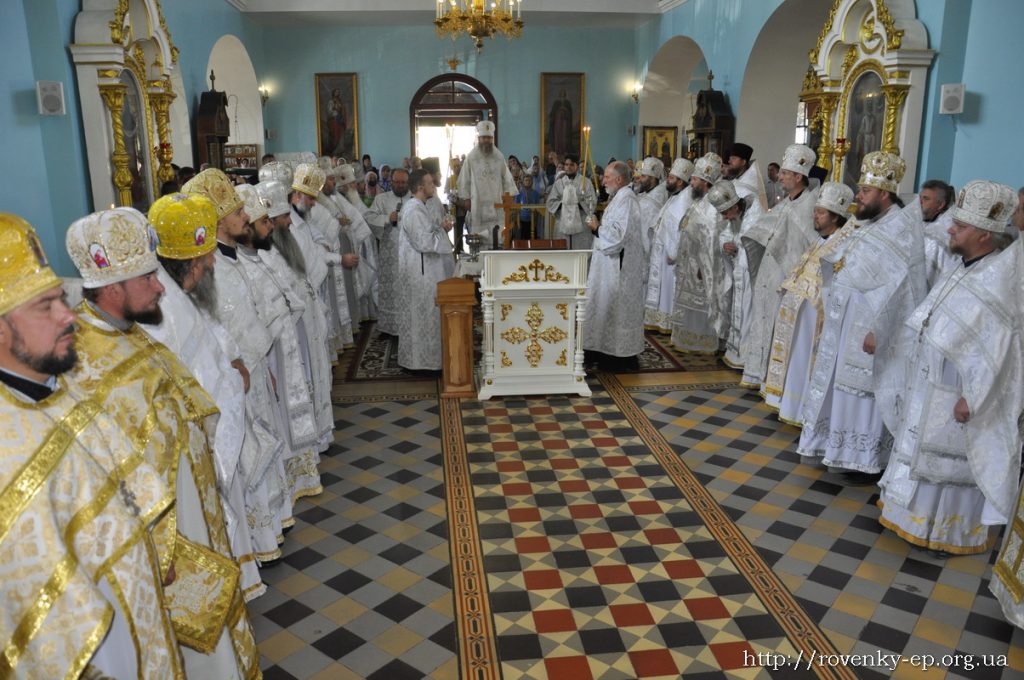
939,83 -> 965,115
36,81 -> 66,116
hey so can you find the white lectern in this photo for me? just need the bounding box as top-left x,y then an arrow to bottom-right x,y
477,250 -> 591,399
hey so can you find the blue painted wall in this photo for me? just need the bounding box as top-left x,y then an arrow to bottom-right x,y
161,0 -> 266,119
3,0 -> 88,276
4,0 -> 1023,277
259,24 -> 637,169
947,0 -> 1024,190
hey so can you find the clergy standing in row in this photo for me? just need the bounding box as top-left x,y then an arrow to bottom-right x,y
365,167 -> 410,337
397,170 -> 456,371
636,156 -> 668,264
708,179 -> 762,368
878,180 -> 1020,556
582,161 -> 646,371
722,142 -> 767,216
762,182 -> 854,424
0,214 -> 182,679
670,153 -> 725,353
739,143 -> 818,388
546,153 -> 598,251
143,192 -> 267,599
66,207 -> 260,679
644,158 -> 694,333
457,120 -> 518,248
799,151 -> 926,479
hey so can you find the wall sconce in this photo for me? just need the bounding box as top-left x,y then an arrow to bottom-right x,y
631,81 -> 641,104
258,85 -> 270,107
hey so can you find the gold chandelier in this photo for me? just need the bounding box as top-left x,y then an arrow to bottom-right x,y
434,0 -> 524,53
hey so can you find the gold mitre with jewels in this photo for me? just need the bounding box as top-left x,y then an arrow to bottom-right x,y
148,193 -> 219,260
292,163 -> 326,198
66,208 -> 160,289
0,213 -> 62,315
858,151 -> 905,193
182,168 -> 244,221
951,180 -> 1019,233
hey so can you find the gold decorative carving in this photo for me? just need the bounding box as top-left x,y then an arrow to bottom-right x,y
801,65 -> 823,96
121,50 -> 160,194
99,83 -> 133,207
555,303 -> 569,321
888,69 -> 910,80
500,351 -> 512,367
876,0 -> 905,51
858,10 -> 883,55
109,0 -> 129,45
154,0 -> 180,63
810,92 -> 838,173
556,349 -> 567,367
97,68 -> 121,80
500,327 -> 529,344
499,303 -> 569,368
840,45 -> 860,82
881,83 -> 910,154
501,258 -> 571,285
500,304 -> 512,321
809,0 -> 843,64
150,77 -> 177,184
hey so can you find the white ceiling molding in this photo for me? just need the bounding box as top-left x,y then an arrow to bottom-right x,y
223,0 -> 247,10
659,0 -> 691,11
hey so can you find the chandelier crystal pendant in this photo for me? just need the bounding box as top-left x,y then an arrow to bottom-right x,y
434,0 -> 524,53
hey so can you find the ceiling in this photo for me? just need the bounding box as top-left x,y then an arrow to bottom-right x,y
234,0 -> 665,28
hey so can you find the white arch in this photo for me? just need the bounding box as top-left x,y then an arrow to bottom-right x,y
736,0 -> 834,171
638,36 -> 708,160
205,35 -> 264,150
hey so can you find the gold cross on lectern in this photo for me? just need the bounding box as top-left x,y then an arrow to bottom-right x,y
528,259 -> 545,281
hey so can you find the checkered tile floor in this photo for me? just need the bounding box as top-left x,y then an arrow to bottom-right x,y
251,361 -> 1024,679
251,398 -> 457,679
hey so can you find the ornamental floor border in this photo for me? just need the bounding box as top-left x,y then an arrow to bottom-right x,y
253,361 -> 1024,680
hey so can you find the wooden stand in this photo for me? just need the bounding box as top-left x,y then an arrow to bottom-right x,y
437,277 -> 477,398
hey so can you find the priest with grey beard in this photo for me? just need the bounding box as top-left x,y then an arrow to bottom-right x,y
141,191 -> 272,600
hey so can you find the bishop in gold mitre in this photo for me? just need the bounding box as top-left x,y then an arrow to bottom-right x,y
65,207 -> 260,680
0,213 -> 183,679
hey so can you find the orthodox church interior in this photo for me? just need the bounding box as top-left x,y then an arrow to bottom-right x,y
4,0 -> 1024,678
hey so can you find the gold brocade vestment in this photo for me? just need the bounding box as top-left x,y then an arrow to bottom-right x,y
0,380 -> 182,679
763,224 -> 854,399
72,302 -> 261,678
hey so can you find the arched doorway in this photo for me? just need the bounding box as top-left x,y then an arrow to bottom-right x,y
206,35 -> 265,165
736,0 -> 832,174
637,37 -> 708,163
410,74 -> 497,192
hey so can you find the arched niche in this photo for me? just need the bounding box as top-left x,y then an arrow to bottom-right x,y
736,0 -> 834,171
206,35 -> 265,152
800,0 -> 933,192
637,36 -> 707,161
71,0 -> 181,211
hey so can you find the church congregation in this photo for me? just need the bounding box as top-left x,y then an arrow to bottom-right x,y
5,0 -> 1024,677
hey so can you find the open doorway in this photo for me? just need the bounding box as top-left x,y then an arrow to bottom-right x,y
415,124 -> 477,204
410,74 -> 497,204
